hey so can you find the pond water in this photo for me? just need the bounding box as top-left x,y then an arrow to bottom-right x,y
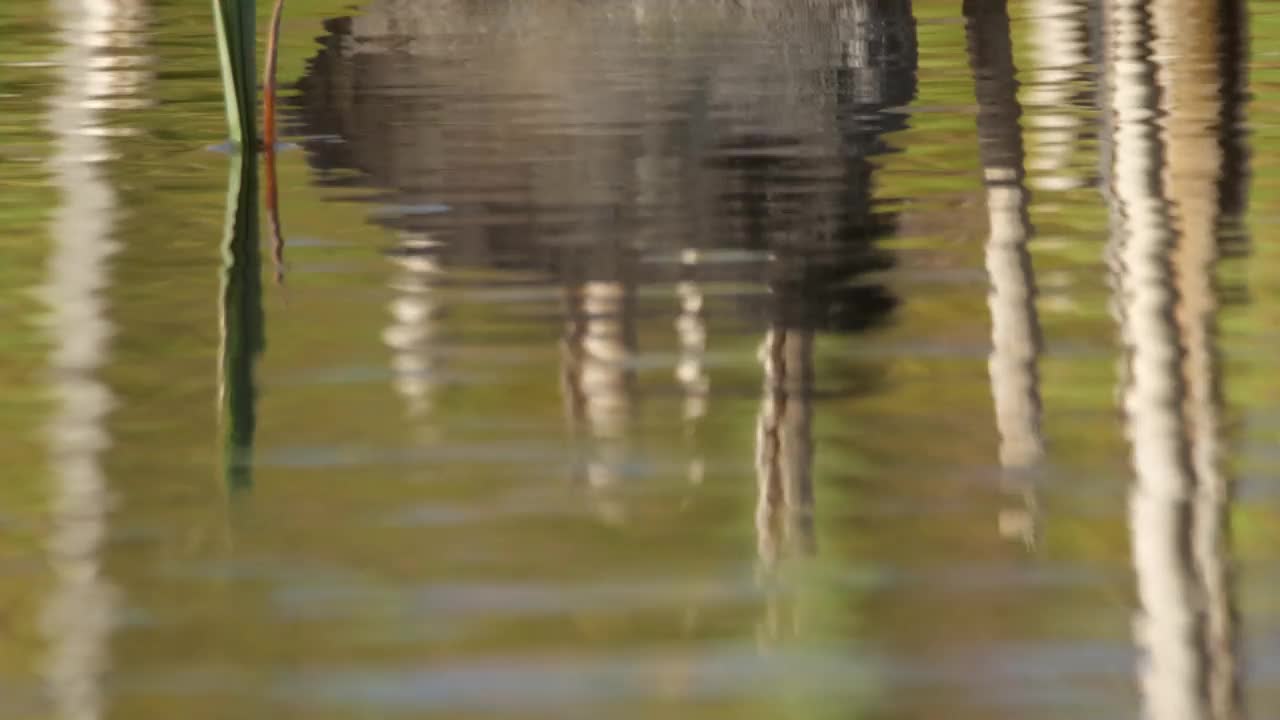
3,0 -> 1280,717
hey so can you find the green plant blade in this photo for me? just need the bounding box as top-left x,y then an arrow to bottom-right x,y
219,153 -> 265,491
212,0 -> 257,146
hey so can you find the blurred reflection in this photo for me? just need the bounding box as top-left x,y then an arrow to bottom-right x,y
40,0 -> 148,716
754,326 -> 815,569
1024,0 -> 1093,191
1102,0 -> 1248,717
383,231 -> 444,435
297,0 -> 913,527
561,270 -> 638,521
674,250 -> 708,487
751,1 -> 915,643
219,155 -> 265,492
752,323 -> 813,645
963,0 -> 1044,548
264,140 -> 286,284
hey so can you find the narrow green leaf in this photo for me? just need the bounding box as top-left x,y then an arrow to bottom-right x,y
212,0 -> 257,147
219,153 -> 264,491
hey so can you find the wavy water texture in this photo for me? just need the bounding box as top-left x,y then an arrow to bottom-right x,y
2,1 -> 1277,719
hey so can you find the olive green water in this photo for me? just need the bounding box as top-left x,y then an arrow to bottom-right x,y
3,0 -> 1280,718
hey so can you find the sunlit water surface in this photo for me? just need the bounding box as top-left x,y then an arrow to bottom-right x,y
3,0 -> 1280,718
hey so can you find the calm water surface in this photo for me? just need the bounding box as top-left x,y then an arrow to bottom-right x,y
3,0 -> 1280,718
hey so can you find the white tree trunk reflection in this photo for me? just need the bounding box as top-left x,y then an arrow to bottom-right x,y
41,0 -> 147,717
965,0 -> 1044,547
754,327 -> 816,570
1103,0 -> 1245,716
753,324 -> 815,646
1025,0 -> 1091,192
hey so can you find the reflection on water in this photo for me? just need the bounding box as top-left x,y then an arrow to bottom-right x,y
299,0 -> 916,530
1024,0 -> 1095,192
40,0 -> 146,716
754,326 -> 816,572
674,250 -> 709,487
562,276 -> 638,519
964,0 -> 1044,548
383,231 -> 444,431
297,0 -> 911,306
1103,0 -> 1247,717
7,0 -> 1278,717
219,153 -> 265,492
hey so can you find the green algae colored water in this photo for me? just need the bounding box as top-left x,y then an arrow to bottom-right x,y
3,1 -> 1280,718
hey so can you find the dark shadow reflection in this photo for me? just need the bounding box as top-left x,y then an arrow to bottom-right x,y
220,154 -> 265,492
1101,0 -> 1248,717
295,0 -> 916,528
963,0 -> 1044,548
749,1 -> 916,643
